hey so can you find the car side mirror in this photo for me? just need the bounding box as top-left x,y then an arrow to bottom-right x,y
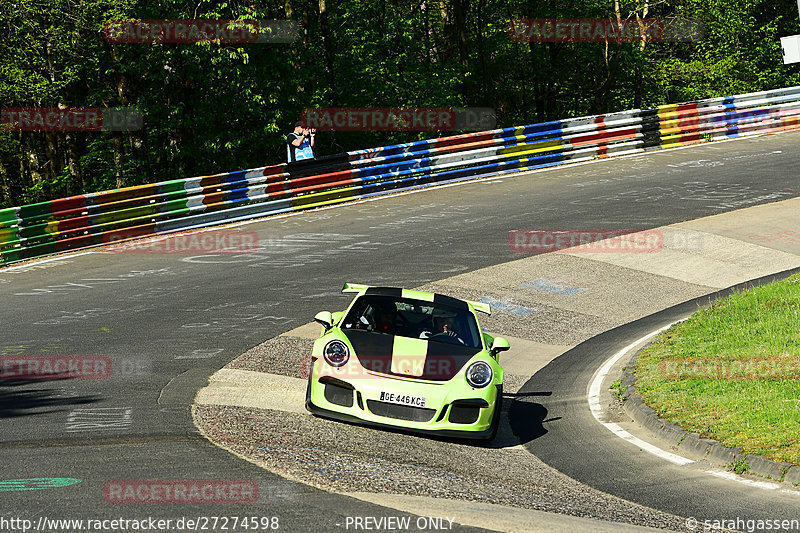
314,311 -> 334,331
490,337 -> 510,357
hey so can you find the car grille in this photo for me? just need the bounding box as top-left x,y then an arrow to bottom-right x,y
366,400 -> 436,422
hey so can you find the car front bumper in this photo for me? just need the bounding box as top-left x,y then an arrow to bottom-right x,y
306,358 -> 501,439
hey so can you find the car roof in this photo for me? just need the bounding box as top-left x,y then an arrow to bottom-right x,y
341,283 -> 491,315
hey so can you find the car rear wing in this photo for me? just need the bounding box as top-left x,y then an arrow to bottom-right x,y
342,283 -> 371,293
341,282 -> 492,315
468,300 -> 491,315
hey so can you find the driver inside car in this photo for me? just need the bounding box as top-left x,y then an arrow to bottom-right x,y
434,315 -> 458,337
420,312 -> 459,340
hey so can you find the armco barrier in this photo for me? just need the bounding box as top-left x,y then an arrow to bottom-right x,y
2,86 -> 800,266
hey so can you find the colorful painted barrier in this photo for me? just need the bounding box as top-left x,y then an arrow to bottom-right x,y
2,85 -> 800,266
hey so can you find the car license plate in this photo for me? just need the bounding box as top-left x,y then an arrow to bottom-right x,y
379,391 -> 426,408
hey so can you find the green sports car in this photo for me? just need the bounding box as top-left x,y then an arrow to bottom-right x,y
305,283 -> 509,440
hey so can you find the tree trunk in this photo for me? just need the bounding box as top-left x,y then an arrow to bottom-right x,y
421,2 -> 438,64
111,45 -> 149,184
318,0 -> 337,106
22,134 -> 45,201
65,132 -> 83,195
633,1 -> 650,109
453,0 -> 469,71
112,131 -> 126,189
0,158 -> 11,206
42,131 -> 61,187
318,0 -> 338,152
476,0 -> 489,105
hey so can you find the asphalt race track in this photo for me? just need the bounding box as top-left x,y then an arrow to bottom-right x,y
1,131 -> 799,532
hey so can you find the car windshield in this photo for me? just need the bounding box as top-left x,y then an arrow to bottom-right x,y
341,295 -> 482,349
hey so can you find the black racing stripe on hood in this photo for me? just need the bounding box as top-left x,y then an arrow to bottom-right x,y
344,329 -> 395,355
343,330 -> 394,375
344,330 -> 482,381
422,341 -> 481,380
365,287 -> 403,298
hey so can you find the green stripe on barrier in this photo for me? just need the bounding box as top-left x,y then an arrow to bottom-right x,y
92,204 -> 159,224
157,180 -> 191,194
156,198 -> 192,215
18,201 -> 58,220
0,207 -> 19,228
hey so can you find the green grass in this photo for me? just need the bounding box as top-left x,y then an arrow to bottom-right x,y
610,378 -> 627,404
728,458 -> 750,474
634,273 -> 800,466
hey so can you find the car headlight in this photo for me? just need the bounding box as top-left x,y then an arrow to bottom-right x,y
465,361 -> 493,388
323,340 -> 349,367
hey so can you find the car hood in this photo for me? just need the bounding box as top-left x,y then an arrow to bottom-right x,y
342,329 -> 482,381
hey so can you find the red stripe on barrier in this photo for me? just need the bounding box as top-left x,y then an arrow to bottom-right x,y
199,175 -> 226,188
264,181 -> 289,195
288,178 -> 360,197
570,127 -> 637,146
432,131 -> 497,149
288,170 -> 358,190
100,226 -> 158,245
55,215 -> 91,233
430,137 -> 498,156
675,102 -> 700,113
49,195 -> 87,215
595,116 -> 609,156
262,163 -> 286,177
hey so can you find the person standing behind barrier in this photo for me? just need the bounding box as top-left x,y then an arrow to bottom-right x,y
286,121 -> 315,162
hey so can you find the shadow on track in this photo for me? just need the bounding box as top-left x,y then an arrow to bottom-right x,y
0,378 -> 99,418
478,391 -> 555,449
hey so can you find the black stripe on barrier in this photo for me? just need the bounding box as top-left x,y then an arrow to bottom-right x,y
639,108 -> 661,149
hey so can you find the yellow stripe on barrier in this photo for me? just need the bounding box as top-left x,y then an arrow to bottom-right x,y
498,139 -> 563,155
45,219 -> 61,236
290,186 -> 361,210
93,204 -> 159,225
657,103 -> 679,116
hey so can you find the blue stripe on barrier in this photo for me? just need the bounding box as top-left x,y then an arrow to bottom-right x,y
222,171 -> 249,184
226,188 -> 252,203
